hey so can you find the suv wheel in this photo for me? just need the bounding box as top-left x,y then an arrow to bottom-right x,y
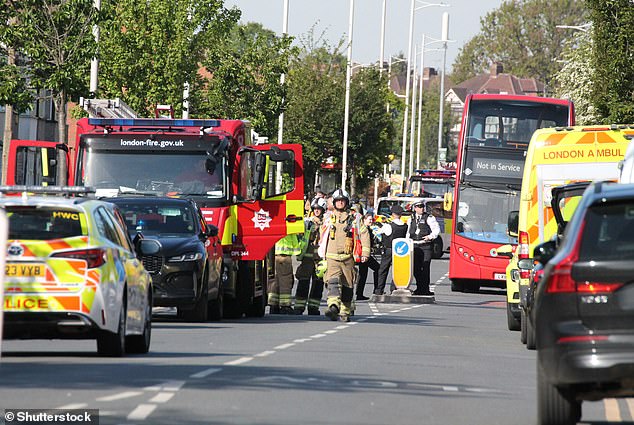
537,365 -> 581,425
507,300 -> 520,331
520,309 -> 528,344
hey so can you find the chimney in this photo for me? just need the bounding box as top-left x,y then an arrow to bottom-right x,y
423,67 -> 437,80
490,62 -> 503,76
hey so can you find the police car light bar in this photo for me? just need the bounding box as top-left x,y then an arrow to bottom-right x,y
0,186 -> 96,195
88,118 -> 221,128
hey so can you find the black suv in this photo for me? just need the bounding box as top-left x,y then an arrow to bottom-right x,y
109,197 -> 223,322
534,182 -> 634,425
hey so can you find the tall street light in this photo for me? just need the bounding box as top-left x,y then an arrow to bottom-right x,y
436,11 -> 450,169
276,0 -> 289,193
341,0 -> 355,192
400,1 -> 449,190
415,33 -> 443,169
379,0 -> 387,74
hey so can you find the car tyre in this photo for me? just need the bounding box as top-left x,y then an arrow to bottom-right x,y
526,312 -> 536,350
537,364 -> 581,425
507,300 -> 521,331
97,304 -> 126,357
520,309 -> 528,344
208,286 -> 224,321
185,274 -> 208,322
126,292 -> 152,354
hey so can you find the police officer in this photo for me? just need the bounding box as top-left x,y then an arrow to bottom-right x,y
409,200 -> 440,295
318,188 -> 370,322
294,197 -> 327,315
374,205 -> 408,295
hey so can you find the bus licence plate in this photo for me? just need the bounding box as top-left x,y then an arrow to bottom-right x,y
494,273 -> 506,281
5,263 -> 46,277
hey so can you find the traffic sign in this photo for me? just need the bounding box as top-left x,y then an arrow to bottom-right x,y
391,238 -> 413,289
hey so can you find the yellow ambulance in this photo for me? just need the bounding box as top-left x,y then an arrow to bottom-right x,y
504,125 -> 633,332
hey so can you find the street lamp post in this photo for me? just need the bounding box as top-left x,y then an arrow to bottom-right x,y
379,0 -> 387,74
341,0 -> 355,192
436,11 -> 449,169
400,1 -> 449,190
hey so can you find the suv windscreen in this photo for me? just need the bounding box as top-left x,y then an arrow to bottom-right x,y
579,202 -> 634,261
114,202 -> 198,237
7,207 -> 85,240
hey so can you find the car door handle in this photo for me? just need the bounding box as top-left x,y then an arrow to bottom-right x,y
285,215 -> 301,223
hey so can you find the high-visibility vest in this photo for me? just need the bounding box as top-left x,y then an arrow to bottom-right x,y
275,234 -> 302,256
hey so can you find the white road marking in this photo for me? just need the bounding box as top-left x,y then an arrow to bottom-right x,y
293,338 -> 311,343
324,330 -> 338,334
161,381 -> 185,391
310,333 -> 327,338
626,398 -> 634,420
97,391 -> 143,402
335,325 -> 349,329
224,357 -> 254,366
127,404 -> 157,420
274,343 -> 295,350
255,350 -> 276,357
56,403 -> 88,409
604,398 -> 622,421
442,386 -> 460,392
149,392 -> 175,403
189,367 -> 222,379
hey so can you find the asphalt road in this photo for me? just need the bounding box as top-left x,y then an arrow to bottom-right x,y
0,255 -> 632,425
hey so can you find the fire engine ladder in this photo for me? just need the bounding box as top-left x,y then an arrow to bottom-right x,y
79,97 -> 138,119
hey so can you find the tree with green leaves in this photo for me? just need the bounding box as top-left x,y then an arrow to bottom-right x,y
198,22 -> 297,137
451,0 -> 588,91
98,0 -> 239,117
587,0 -> 634,123
554,30 -> 597,125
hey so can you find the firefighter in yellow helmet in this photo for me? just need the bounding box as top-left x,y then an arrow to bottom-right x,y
317,188 -> 370,322
294,197 -> 327,315
269,233 -> 302,314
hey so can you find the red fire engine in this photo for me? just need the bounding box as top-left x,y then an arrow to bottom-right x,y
6,114 -> 305,318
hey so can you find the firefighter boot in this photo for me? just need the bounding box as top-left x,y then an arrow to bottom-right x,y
325,304 -> 340,321
325,279 -> 341,321
307,307 -> 320,316
340,286 -> 354,322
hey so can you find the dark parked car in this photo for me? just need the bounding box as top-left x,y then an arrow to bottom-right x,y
109,197 -> 223,322
534,181 -> 634,425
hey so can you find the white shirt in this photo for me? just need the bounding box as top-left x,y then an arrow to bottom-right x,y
377,217 -> 405,236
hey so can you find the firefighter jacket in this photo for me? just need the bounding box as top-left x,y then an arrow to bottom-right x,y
318,209 -> 370,261
275,233 -> 302,256
298,215 -> 324,260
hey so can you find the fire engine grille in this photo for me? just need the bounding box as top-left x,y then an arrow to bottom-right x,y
142,255 -> 163,274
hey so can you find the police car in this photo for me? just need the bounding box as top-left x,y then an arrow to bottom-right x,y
1,186 -> 160,356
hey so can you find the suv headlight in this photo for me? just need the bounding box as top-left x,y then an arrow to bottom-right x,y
168,252 -> 203,262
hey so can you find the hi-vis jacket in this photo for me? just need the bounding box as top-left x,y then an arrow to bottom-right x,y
318,210 -> 370,261
298,215 -> 323,260
275,233 -> 302,256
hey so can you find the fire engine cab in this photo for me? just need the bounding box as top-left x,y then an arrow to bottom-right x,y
6,110 -> 305,318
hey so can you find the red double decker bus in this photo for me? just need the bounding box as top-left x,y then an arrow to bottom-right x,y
449,94 -> 574,292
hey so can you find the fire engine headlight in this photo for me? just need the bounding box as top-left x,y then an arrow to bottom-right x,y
168,252 -> 203,262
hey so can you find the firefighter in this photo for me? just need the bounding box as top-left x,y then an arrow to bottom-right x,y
318,188 -> 371,322
294,197 -> 327,315
269,233 -> 302,314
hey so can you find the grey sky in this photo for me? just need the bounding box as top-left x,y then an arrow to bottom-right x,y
223,0 -> 503,73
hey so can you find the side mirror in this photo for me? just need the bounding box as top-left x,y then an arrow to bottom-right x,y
533,240 -> 557,265
138,239 -> 161,256
507,210 -> 519,237
517,258 -> 534,270
206,224 -> 219,238
268,145 -> 292,162
443,192 -> 453,211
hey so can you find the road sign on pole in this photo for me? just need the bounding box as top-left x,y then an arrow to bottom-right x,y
391,238 -> 413,290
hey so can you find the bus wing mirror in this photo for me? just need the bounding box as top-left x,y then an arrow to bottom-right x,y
494,244 -> 514,259
443,192 -> 453,211
507,211 -> 519,237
